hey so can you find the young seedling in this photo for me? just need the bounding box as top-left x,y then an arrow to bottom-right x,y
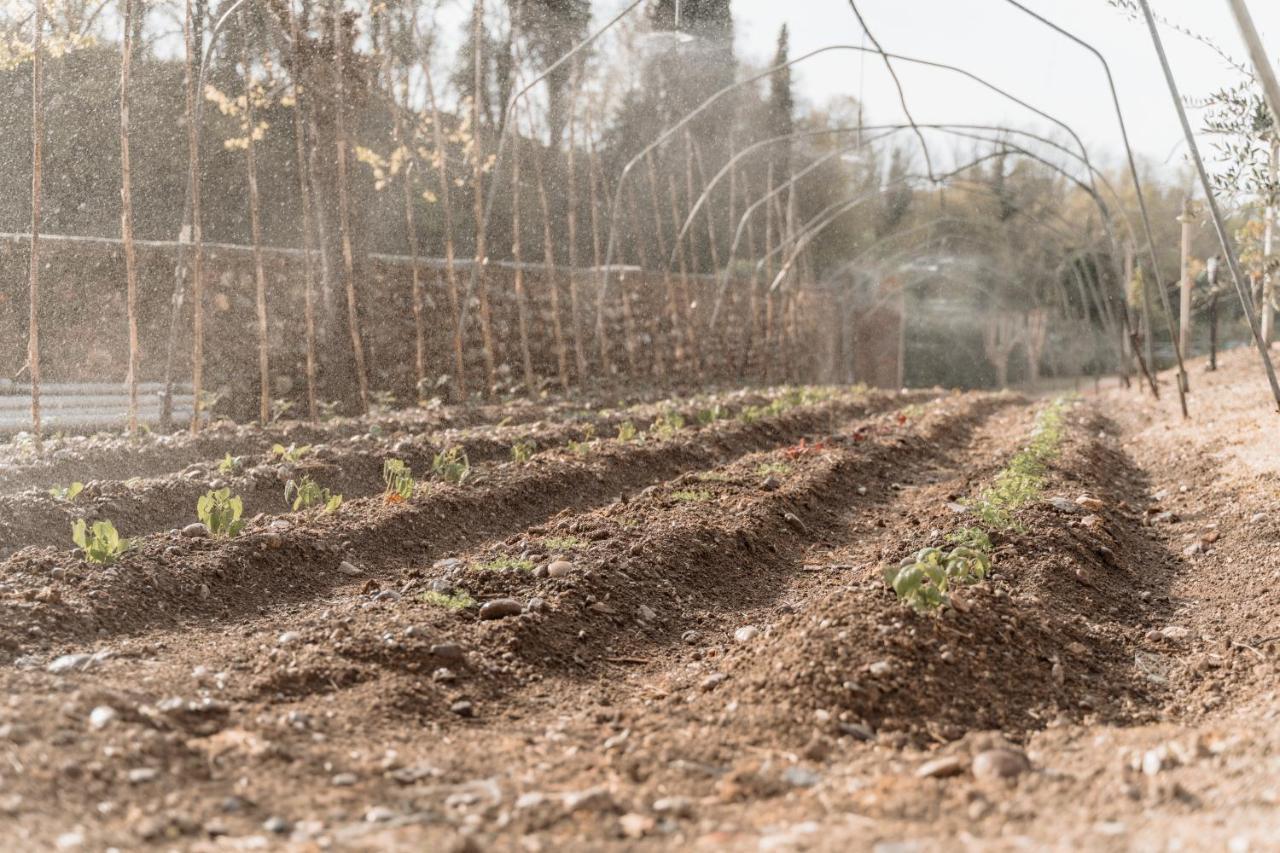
697,404 -> 727,425
48,482 -> 84,502
883,544 -> 991,612
431,447 -> 471,485
475,555 -> 535,572
755,462 -> 791,477
271,443 -> 312,463
71,519 -> 132,566
270,398 -> 295,423
422,589 -> 475,610
197,488 -> 245,538
649,411 -> 685,441
382,458 -> 415,503
285,476 -> 342,513
217,453 -> 240,475
671,488 -> 713,503
510,441 -> 536,464
543,535 -> 586,551
616,421 -> 638,443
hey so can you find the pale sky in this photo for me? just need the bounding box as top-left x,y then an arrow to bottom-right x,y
726,0 -> 1279,172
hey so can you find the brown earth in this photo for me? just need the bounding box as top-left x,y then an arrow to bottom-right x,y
1,354 -> 1279,851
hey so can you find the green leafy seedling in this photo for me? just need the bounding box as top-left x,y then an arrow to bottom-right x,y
697,404 -> 727,425
431,447 -> 471,485
271,443 -> 312,463
422,590 -> 475,610
72,519 -> 132,566
510,441 -> 536,464
197,488 -> 245,538
543,535 -> 586,551
475,555 -> 535,572
382,458 -> 415,503
49,482 -> 84,502
285,476 -> 342,512
649,411 -> 685,441
218,453 -> 240,475
671,488 -> 713,503
616,421 -> 639,443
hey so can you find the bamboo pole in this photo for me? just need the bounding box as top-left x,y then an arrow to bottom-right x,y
379,9 -> 427,400
624,183 -> 661,377
183,0 -> 207,431
1177,197 -> 1197,361
510,130 -> 536,392
645,153 -> 686,368
668,170 -> 700,374
242,12 -> 271,426
120,0 -> 141,434
28,0 -> 44,445
422,52 -> 468,400
285,0 -> 319,421
586,99 -> 613,376
530,115 -> 570,391
332,0 -> 370,414
1264,139 -> 1277,347
565,63 -> 588,382
470,0 -> 497,396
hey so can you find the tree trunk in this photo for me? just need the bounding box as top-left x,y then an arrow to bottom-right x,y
242,13 -> 271,426
120,0 -> 141,434
28,0 -> 44,445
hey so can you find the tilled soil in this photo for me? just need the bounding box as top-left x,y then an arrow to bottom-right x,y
2,360 -> 1279,851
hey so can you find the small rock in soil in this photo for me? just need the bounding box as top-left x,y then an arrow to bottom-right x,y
637,604 -> 657,622
450,700 -> 475,718
1159,626 -> 1191,640
760,476 -> 781,492
547,560 -> 575,578
181,523 -> 209,539
1183,541 -> 1205,556
1076,494 -> 1105,512
47,654 -> 92,674
682,630 -> 702,645
1048,497 -> 1083,514
1153,511 -> 1178,524
619,812 -> 655,839
88,706 -> 118,730
331,773 -> 358,787
734,626 -> 759,643
783,766 -> 821,788
651,796 -> 694,818
277,631 -> 303,646
971,748 -> 1029,782
916,756 -> 966,779
262,817 -> 291,834
430,643 -> 465,662
127,768 -> 159,784
701,672 -> 728,691
563,787 -> 616,814
365,806 -> 396,823
433,557 -> 463,571
337,561 -> 362,576
479,598 -> 522,620
867,660 -> 893,677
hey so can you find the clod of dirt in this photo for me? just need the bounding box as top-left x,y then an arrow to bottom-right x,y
479,598 -> 522,619
337,561 -> 362,576
181,523 -> 209,538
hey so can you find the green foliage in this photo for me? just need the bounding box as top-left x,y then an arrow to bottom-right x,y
616,421 -> 639,443
648,411 -> 685,441
317,400 -> 342,421
217,453 -> 240,475
270,398 -> 294,423
48,482 -> 84,502
544,535 -> 586,551
946,526 -> 992,553
968,398 -> 1068,531
197,488 -> 245,538
755,461 -> 792,477
510,441 -> 536,464
671,488 -> 713,503
382,458 -> 415,502
696,471 -> 735,483
475,555 -> 535,572
285,476 -> 342,513
72,519 -> 131,566
271,443 -> 312,463
422,589 -> 475,610
696,404 -> 727,425
431,447 -> 471,485
883,545 -> 990,612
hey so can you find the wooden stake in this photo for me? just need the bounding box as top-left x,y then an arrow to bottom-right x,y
242,11 -> 271,426
286,0 -> 319,421
1178,196 -> 1197,363
28,0 -> 44,446
529,115 -> 570,391
120,0 -> 141,434
471,0 -> 497,396
510,131 -> 536,392
183,0 -> 207,431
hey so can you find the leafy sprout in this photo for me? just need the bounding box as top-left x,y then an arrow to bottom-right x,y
217,453 -> 240,475
49,482 -> 84,502
197,488 -> 245,537
615,421 -> 639,443
271,443 -> 312,463
422,589 -> 475,610
285,476 -> 342,513
382,458 -> 415,503
72,519 -> 132,566
648,411 -> 685,441
510,441 -> 536,464
431,447 -> 471,485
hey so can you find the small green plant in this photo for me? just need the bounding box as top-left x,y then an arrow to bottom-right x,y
371,390 -> 397,412
270,398 -> 295,423
510,441 -> 536,464
317,400 -> 342,421
946,526 -> 992,553
382,458 -> 415,503
217,453 -> 240,475
671,488 -> 713,503
197,488 -> 245,537
48,482 -> 84,502
616,421 -> 639,443
431,447 -> 471,485
967,398 -> 1068,531
697,404 -> 727,425
883,545 -> 990,612
649,411 -> 685,441
72,519 -> 132,566
271,443 -> 312,463
475,555 -> 535,572
544,535 -> 586,551
756,461 -> 792,477
422,589 -> 475,610
696,471 -> 735,483
285,476 -> 342,513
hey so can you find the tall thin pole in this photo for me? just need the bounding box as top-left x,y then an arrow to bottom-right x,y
1139,0 -> 1280,412
29,0 -> 44,446
332,0 -> 371,414
183,0 -> 206,431
1178,197 -> 1197,360
120,0 -> 141,434
242,11 -> 271,426
1263,139 -> 1277,347
471,0 -> 497,396
1225,0 -> 1280,130
286,0 -> 319,420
